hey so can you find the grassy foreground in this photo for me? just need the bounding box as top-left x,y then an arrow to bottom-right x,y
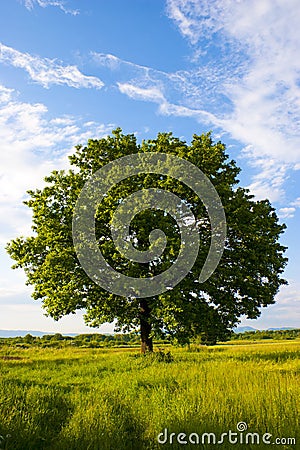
0,341 -> 299,449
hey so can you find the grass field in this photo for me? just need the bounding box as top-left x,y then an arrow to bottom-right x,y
0,340 -> 299,449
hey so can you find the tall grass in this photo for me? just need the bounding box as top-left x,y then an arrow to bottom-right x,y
0,341 -> 299,449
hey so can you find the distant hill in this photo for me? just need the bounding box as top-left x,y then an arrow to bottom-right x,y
0,327 -> 297,338
267,327 -> 296,331
233,326 -> 257,333
233,326 -> 298,334
0,329 -> 78,338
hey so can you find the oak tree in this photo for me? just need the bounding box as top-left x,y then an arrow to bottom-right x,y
6,129 -> 287,351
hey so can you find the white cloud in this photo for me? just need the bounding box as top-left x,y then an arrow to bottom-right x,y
0,83 -> 113,244
0,85 -> 14,103
117,81 -> 220,126
166,0 -> 200,45
0,43 -> 103,89
117,83 -> 165,103
166,0 -> 234,45
93,3 -> 300,206
93,51 -> 222,112
93,53 -> 223,125
239,281 -> 300,329
92,52 -> 150,74
166,1 -> 300,159
22,0 -> 79,15
164,0 -> 300,204
291,197 -> 300,208
92,53 -> 122,71
159,101 -> 219,123
278,207 -> 296,219
239,151 -> 289,202
274,196 -> 300,219
93,47 -> 299,204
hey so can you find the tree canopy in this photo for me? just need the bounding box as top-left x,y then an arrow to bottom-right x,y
6,129 -> 288,351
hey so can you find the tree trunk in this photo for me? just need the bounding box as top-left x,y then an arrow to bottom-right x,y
140,298 -> 153,353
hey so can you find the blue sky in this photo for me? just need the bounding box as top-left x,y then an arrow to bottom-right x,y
0,0 -> 299,333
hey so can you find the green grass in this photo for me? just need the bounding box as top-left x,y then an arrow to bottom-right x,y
0,341 -> 299,449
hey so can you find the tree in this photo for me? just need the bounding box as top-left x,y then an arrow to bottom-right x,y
6,129 -> 287,352
23,333 -> 35,344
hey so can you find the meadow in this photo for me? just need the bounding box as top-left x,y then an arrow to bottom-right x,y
0,340 -> 299,449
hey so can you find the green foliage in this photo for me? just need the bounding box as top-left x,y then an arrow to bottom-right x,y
151,349 -> 174,363
6,129 -> 288,345
133,349 -> 174,363
0,333 -> 170,349
231,328 -> 300,341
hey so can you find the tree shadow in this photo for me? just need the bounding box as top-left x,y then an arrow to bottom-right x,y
0,380 -> 73,450
54,393 -> 154,450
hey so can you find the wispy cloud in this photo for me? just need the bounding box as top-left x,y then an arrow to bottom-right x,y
92,53 -> 147,73
0,43 -> 103,89
276,196 -> 300,219
0,83 -> 113,243
93,42 -> 300,204
240,282 -> 300,329
94,52 -> 222,123
21,0 -> 79,15
290,197 -> 300,208
278,207 -> 296,219
116,81 -> 220,127
239,151 -> 289,203
166,0 -> 221,45
94,0 -> 300,204
117,83 -> 165,103
165,0 -> 300,168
